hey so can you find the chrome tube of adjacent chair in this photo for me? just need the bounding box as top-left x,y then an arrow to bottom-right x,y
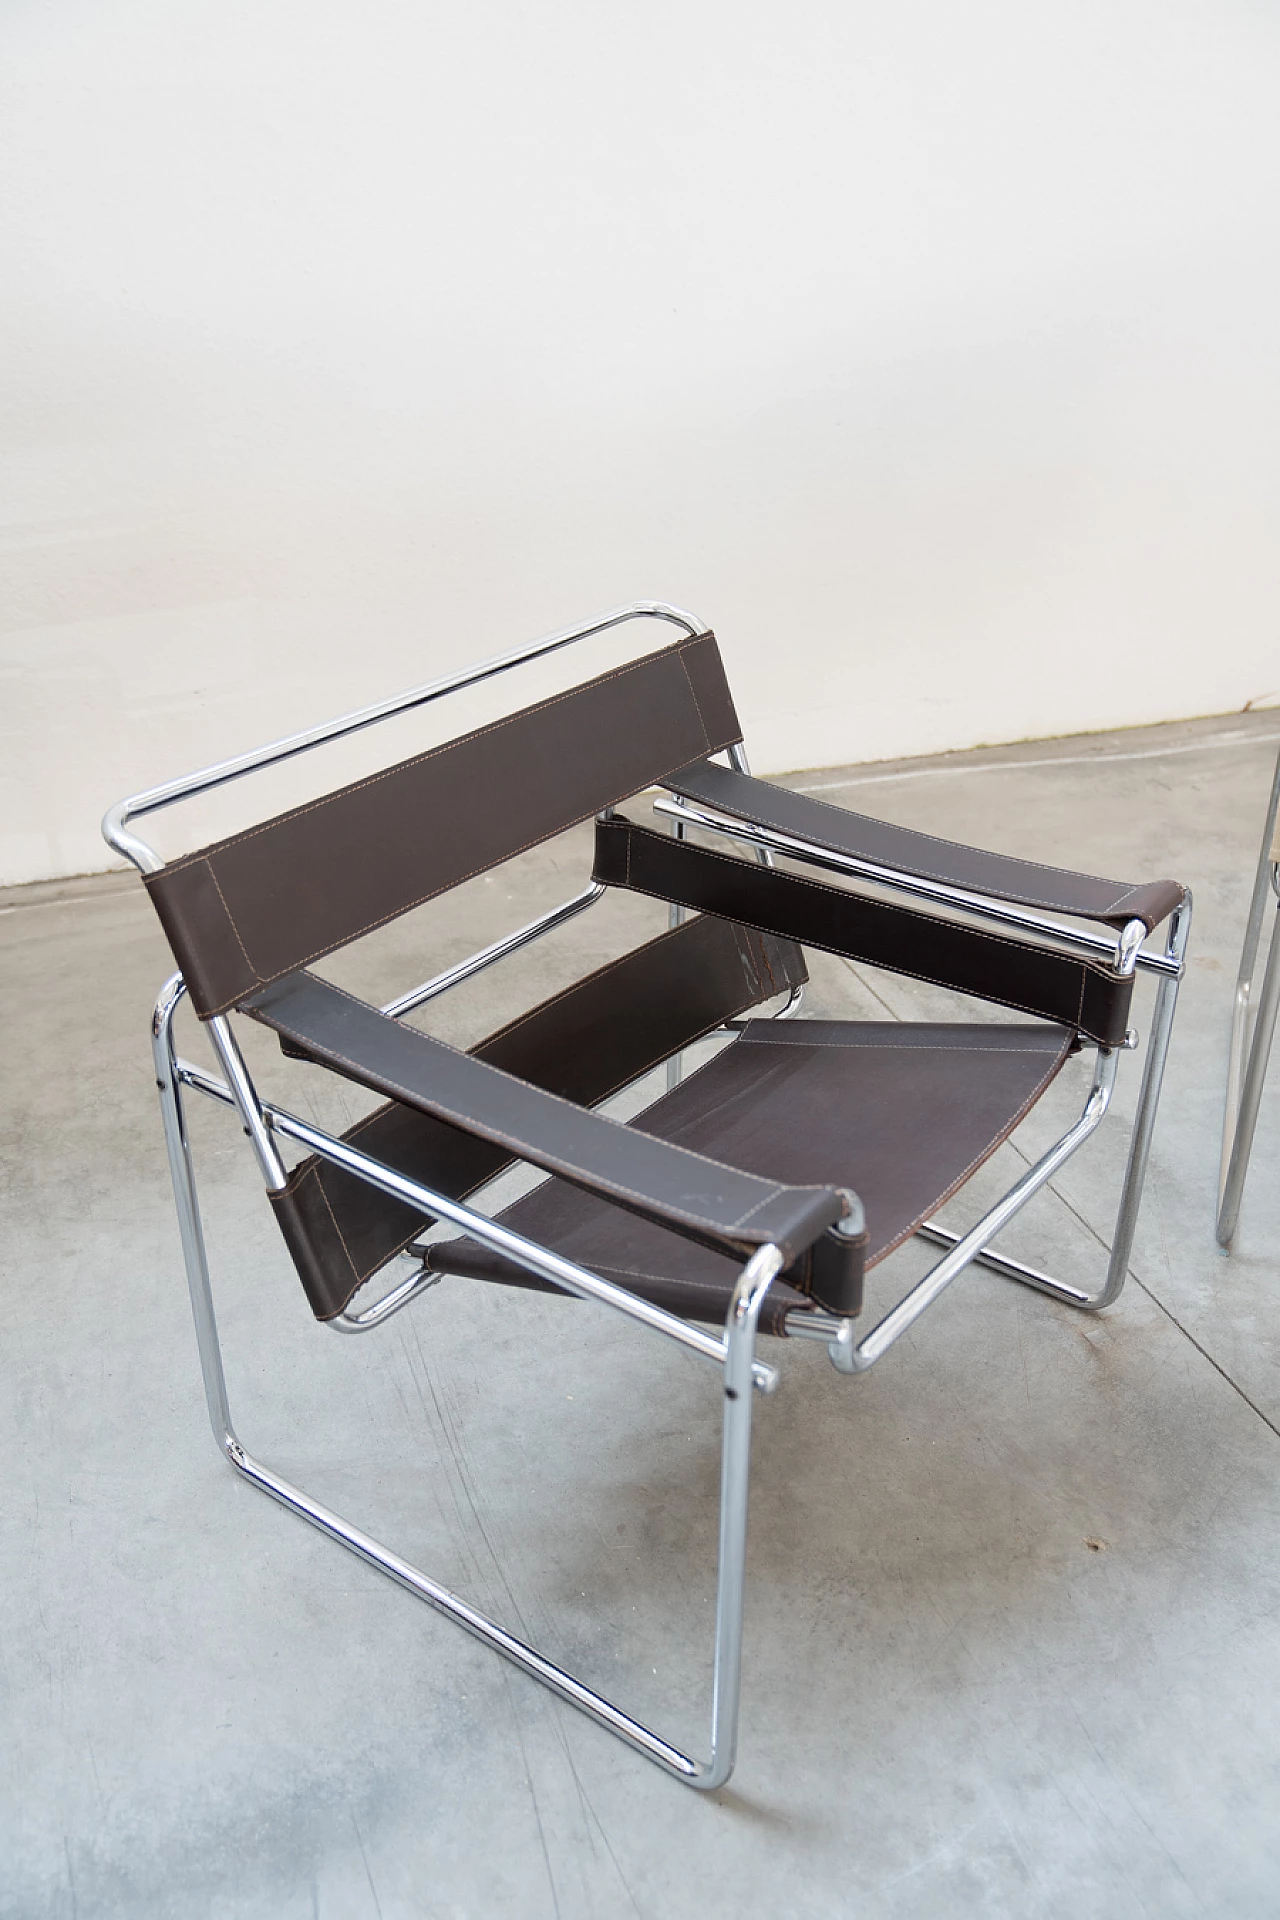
1217,738 -> 1280,1246
1218,857 -> 1280,1247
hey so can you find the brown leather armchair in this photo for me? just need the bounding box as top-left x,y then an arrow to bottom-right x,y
105,602 -> 1189,1790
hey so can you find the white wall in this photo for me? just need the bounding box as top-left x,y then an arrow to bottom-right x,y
3,0 -> 1279,885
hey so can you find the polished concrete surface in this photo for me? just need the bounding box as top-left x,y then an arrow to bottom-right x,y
3,710 -> 1279,1920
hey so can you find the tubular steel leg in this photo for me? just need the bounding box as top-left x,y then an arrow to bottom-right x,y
1220,745 -> 1280,1208
914,900 -> 1192,1316
702,1244 -> 783,1787
1096,896 -> 1191,1307
153,974 -> 238,1458
153,975 -> 780,1790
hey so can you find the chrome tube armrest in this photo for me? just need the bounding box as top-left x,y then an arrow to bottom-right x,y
655,761 -> 1186,978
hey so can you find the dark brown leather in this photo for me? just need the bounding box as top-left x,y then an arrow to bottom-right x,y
428,1019 -> 1074,1331
594,815 -> 1135,1047
266,915 -> 806,1318
242,969 -> 847,1273
145,633 -> 742,1019
663,760 -> 1186,932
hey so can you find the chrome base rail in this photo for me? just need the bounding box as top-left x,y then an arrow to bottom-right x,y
912,1223 -> 1091,1306
224,1440 -> 706,1779
155,969 -> 782,1790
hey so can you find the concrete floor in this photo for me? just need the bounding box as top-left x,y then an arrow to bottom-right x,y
4,709 -> 1280,1920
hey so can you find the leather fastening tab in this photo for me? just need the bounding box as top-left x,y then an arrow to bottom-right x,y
144,632 -> 741,1019
663,759 -> 1186,933
800,1224 -> 866,1317
242,969 -> 844,1269
268,915 -> 806,1319
594,814 -> 1135,1047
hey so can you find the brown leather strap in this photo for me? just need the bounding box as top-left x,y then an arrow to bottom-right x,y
428,1018 -> 1074,1326
662,760 -> 1185,932
242,968 -> 845,1275
145,633 -> 741,1018
594,814 -> 1135,1047
267,915 -> 806,1318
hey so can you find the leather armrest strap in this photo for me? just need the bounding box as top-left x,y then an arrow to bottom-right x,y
662,760 -> 1185,933
594,815 -> 1135,1047
242,972 -> 846,1265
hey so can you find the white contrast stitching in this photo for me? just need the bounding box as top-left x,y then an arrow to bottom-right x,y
206,861 -> 262,985
676,647 -> 714,752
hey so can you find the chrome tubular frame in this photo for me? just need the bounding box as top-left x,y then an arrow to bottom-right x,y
1218,741 -> 1280,1247
382,882 -> 606,1019
121,599 -> 1191,1788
